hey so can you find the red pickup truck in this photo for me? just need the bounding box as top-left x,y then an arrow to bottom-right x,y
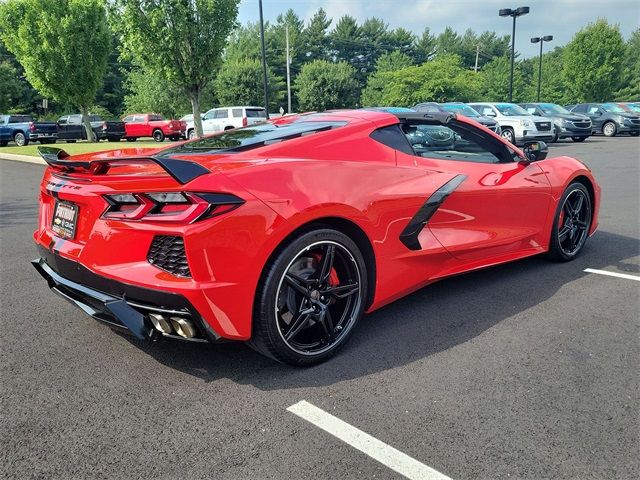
122,113 -> 186,142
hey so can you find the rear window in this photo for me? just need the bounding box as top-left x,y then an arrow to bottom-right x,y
149,114 -> 164,121
88,115 -> 102,122
160,121 -> 346,155
9,115 -> 33,123
246,108 -> 266,118
232,108 -> 243,118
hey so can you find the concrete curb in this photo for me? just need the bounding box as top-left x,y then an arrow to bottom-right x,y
0,153 -> 45,165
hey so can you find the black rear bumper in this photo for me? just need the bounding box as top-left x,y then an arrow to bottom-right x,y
32,247 -> 216,342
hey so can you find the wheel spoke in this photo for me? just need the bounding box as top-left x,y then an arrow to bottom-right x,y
323,307 -> 334,334
558,224 -> 570,241
326,282 -> 359,299
285,274 -> 311,299
317,244 -> 335,282
573,194 -> 584,216
576,220 -> 588,229
284,307 -> 313,341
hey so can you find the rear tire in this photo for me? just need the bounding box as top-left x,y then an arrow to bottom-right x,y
249,228 -> 367,366
0,141 -> 7,147
547,182 -> 592,262
152,129 -> 165,142
571,136 -> 587,142
187,129 -> 196,140
13,132 -> 28,147
602,121 -> 617,137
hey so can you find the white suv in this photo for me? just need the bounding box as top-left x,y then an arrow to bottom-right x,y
468,102 -> 554,146
186,106 -> 267,139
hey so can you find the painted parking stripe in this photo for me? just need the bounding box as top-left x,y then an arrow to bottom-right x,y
287,400 -> 452,480
584,268 -> 640,282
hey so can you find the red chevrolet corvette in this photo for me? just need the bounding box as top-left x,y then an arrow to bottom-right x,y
32,109 -> 600,365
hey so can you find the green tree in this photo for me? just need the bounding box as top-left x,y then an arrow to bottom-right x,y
215,59 -> 285,111
0,61 -> 25,112
614,28 -> 640,101
361,55 -> 482,107
0,0 -> 110,140
361,51 -> 413,106
123,67 -> 191,118
112,0 -> 239,137
295,60 -> 358,111
481,56 -> 527,102
413,28 -> 437,64
303,8 -> 332,62
563,19 -> 625,102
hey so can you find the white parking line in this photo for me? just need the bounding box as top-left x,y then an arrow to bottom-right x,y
287,400 -> 452,480
584,268 -> 640,282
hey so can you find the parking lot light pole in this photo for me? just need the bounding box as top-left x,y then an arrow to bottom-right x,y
531,35 -> 553,102
258,0 -> 270,119
499,6 -> 530,102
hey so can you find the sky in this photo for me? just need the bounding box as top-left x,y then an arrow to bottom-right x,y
238,0 -> 640,58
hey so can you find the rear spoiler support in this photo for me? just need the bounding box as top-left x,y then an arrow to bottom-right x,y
38,146 -> 210,185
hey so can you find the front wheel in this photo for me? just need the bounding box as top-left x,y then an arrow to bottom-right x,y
187,129 -> 196,140
249,229 -> 367,366
602,121 -> 617,137
500,127 -> 515,144
571,136 -> 587,142
548,182 -> 592,262
152,129 -> 165,142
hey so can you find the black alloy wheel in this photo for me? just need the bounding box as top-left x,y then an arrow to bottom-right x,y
250,229 -> 367,365
548,183 -> 592,261
153,130 -> 165,142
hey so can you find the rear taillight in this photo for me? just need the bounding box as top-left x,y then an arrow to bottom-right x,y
242,116 -> 248,127
102,192 -> 244,223
29,122 -> 36,132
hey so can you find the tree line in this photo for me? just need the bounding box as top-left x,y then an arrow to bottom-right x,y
1,1 -> 638,136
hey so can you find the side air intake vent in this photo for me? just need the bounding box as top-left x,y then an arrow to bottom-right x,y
147,236 -> 191,277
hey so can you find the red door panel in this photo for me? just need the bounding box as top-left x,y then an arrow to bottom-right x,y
398,153 -> 552,262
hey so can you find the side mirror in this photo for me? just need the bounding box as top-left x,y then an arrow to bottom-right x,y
521,141 -> 548,163
485,110 -> 496,117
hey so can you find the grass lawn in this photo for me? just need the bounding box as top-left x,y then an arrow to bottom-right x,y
1,140 -> 163,157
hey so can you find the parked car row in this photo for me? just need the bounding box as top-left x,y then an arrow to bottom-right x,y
411,101 -> 639,146
0,113 -> 188,147
185,106 -> 267,139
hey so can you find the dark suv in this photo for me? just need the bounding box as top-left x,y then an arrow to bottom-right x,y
520,103 -> 592,142
569,103 -> 640,137
414,102 -> 501,134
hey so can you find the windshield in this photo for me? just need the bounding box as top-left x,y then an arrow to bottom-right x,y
539,103 -> 570,115
601,103 -> 626,113
160,121 -> 345,154
494,103 -> 529,116
441,104 -> 480,117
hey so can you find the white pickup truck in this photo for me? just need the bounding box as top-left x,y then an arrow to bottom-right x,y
186,106 -> 267,139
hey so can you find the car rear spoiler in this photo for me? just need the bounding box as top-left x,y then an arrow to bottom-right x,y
37,146 -> 210,185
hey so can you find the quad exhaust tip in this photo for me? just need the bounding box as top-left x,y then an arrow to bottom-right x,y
148,313 -> 196,339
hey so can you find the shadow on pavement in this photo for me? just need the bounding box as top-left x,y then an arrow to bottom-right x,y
120,229 -> 639,388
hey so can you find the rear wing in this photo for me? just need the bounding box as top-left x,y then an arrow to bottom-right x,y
38,146 -> 210,184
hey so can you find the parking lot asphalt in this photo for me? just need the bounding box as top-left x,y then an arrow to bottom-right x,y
1,136 -> 638,480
